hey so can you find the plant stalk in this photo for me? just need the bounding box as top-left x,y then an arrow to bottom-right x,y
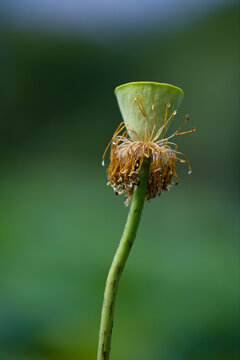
97,159 -> 150,360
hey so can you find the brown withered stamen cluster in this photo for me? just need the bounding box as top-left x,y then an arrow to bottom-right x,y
102,96 -> 195,206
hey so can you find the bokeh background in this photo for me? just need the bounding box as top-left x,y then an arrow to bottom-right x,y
0,1 -> 239,359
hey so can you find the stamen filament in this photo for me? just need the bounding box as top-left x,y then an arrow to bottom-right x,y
178,114 -> 189,131
134,96 -> 146,117
152,104 -> 157,126
163,103 -> 170,139
176,127 -> 196,136
138,95 -> 147,117
102,123 -> 127,165
162,109 -> 177,131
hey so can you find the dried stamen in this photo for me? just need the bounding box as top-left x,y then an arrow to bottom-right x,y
103,96 -> 195,205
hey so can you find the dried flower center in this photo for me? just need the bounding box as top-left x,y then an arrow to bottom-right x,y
103,95 -> 196,205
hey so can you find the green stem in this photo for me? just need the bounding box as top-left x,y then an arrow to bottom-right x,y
97,159 -> 150,360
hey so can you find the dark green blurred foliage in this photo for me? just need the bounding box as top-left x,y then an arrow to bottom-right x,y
0,6 -> 239,360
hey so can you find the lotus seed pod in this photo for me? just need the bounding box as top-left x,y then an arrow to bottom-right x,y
115,81 -> 184,140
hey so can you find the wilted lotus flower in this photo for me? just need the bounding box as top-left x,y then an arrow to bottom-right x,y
102,81 -> 195,205
98,82 -> 196,360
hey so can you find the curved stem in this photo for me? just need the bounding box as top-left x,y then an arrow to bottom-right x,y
97,159 -> 150,360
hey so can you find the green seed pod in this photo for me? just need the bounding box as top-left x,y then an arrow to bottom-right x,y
115,81 -> 184,140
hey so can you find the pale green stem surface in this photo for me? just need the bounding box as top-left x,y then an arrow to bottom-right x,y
97,159 -> 150,360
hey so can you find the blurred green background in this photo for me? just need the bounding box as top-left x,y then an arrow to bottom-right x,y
0,1 -> 239,359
